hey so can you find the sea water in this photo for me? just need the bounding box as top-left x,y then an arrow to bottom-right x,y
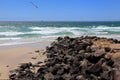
0,21 -> 120,46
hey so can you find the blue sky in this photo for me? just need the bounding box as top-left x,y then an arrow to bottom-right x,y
0,0 -> 120,21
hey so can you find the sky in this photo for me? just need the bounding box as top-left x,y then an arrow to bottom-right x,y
0,0 -> 120,21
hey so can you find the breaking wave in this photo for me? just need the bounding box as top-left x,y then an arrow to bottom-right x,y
0,26 -> 120,38
0,21 -> 120,46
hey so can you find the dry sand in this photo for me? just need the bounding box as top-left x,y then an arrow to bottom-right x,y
0,41 -> 51,79
93,38 -> 120,59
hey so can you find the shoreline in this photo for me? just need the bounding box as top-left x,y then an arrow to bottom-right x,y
0,36 -> 120,79
0,38 -> 54,50
0,35 -> 120,47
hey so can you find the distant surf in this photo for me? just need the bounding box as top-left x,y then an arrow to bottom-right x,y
0,21 -> 120,46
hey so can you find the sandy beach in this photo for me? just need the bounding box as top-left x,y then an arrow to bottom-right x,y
0,40 -> 52,79
0,36 -> 120,79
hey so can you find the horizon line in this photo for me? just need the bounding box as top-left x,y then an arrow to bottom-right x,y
0,20 -> 120,22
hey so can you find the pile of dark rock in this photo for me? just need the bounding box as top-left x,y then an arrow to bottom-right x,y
9,36 -> 120,80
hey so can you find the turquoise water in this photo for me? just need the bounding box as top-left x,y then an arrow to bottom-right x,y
0,21 -> 120,40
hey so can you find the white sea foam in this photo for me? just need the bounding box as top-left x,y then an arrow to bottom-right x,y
29,27 -> 42,30
0,32 -> 24,36
29,26 -> 80,30
0,26 -> 15,28
0,37 -> 22,40
92,26 -> 120,30
0,41 -> 35,46
29,27 -> 88,35
27,30 -> 60,34
30,26 -> 119,33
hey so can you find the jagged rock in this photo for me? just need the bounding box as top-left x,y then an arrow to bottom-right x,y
9,36 -> 120,80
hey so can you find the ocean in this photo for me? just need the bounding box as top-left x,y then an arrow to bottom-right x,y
0,21 -> 120,46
